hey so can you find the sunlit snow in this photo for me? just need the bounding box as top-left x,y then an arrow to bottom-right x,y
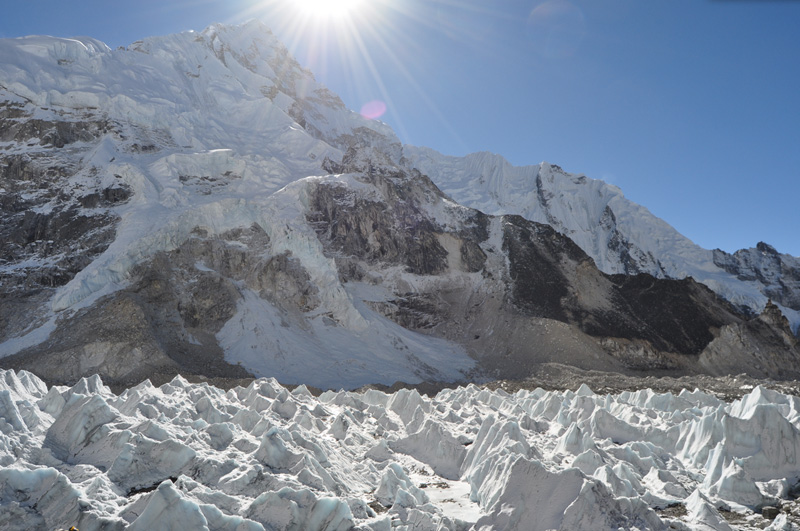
1,369 -> 799,530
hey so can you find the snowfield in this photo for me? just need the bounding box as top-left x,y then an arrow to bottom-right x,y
1,369 -> 799,530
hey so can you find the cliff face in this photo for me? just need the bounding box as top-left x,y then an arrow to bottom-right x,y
0,101 -> 124,341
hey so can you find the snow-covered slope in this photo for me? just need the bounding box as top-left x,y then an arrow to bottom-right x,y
0,22 -> 398,156
0,20 -> 397,311
0,22 -> 474,388
403,146 -> 800,331
1,21 -> 798,390
3,368 -> 800,530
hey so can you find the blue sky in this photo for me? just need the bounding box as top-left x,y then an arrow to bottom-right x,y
2,0 -> 798,255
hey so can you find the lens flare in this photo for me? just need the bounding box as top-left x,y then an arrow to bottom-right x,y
360,100 -> 387,120
527,0 -> 586,59
243,0 -> 499,150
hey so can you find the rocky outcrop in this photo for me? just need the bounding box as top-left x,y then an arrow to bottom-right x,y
699,300 -> 800,379
1,224 -> 329,388
0,101 -> 111,146
0,107 -> 127,342
502,215 -> 736,355
0,155 -> 122,289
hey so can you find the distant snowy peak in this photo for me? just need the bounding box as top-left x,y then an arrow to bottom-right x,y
403,145 -> 800,330
713,243 -> 800,310
403,146 -> 678,276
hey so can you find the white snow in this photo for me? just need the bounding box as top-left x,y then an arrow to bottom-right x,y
3,369 -> 800,530
403,146 -> 798,329
2,23 -> 800,529
0,22 -> 428,374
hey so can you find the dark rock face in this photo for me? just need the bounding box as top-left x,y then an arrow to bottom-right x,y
0,293 -> 182,387
606,275 -> 729,355
0,101 -> 110,146
309,183 -> 449,275
78,186 -> 133,208
0,151 -> 126,341
309,154 -> 488,277
371,294 -> 444,330
502,215 -> 580,322
759,299 -> 796,336
502,215 -> 736,355
600,206 -> 664,276
699,300 -> 800,379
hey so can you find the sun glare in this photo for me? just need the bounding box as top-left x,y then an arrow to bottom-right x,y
245,0 -> 495,142
296,0 -> 363,18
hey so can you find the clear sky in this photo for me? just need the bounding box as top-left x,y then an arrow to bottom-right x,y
2,0 -> 798,256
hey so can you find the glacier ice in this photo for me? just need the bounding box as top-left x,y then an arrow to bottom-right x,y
2,369 -> 800,530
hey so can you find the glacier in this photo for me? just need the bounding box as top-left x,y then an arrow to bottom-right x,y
2,369 -> 800,530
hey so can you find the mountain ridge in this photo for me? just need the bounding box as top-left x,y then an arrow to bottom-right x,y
1,21 -> 798,390
402,145 -> 800,331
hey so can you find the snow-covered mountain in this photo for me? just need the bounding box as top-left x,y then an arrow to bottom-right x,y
0,22 -> 453,389
4,20 -> 800,531
403,147 -> 800,330
0,21 -> 798,392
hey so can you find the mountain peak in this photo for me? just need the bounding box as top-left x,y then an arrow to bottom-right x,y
756,241 -> 778,255
202,18 -> 274,37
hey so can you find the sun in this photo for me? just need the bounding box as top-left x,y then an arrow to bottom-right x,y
296,0 -> 364,19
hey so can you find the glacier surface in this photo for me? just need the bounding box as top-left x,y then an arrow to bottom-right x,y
1,369 -> 800,530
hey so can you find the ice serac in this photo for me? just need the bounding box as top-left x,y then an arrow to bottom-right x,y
402,146 -> 800,332
7,369 -> 800,530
